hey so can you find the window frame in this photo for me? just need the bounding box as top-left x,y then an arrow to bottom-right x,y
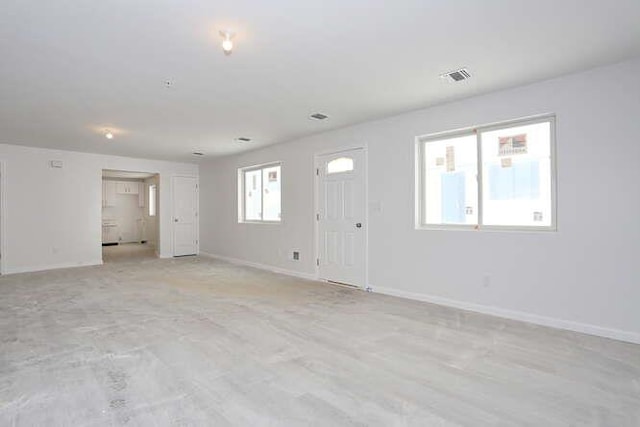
238,161 -> 283,224
416,114 -> 557,232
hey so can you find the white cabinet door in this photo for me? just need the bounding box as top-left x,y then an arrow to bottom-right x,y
116,182 -> 128,194
116,181 -> 139,194
102,226 -> 118,244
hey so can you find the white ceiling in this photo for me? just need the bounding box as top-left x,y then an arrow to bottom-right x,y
2,0 -> 640,162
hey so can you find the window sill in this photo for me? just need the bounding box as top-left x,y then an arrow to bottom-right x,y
416,224 -> 557,233
238,220 -> 282,225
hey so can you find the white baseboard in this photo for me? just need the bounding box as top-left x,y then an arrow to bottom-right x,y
199,252 -> 318,281
4,259 -> 103,275
373,286 -> 640,345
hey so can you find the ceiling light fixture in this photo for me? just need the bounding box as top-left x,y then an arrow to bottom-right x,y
104,130 -> 114,139
219,30 -> 235,55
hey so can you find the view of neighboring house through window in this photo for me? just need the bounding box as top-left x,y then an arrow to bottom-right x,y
417,116 -> 555,230
240,163 -> 281,222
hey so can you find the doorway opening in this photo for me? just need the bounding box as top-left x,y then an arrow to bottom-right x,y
102,170 -> 160,264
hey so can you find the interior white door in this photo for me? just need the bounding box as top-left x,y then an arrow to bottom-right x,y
172,176 -> 198,256
318,148 -> 366,287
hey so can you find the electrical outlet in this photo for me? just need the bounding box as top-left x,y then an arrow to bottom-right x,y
292,251 -> 300,261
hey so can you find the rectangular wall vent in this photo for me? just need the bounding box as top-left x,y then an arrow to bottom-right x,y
441,68 -> 471,82
309,113 -> 329,121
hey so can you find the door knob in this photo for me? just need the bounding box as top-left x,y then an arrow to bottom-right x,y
355,223 -> 362,228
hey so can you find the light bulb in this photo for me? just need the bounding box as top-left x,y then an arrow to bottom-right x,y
219,30 -> 235,55
105,131 -> 114,139
222,38 -> 233,53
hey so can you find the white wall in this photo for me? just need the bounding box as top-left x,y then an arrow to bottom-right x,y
0,144 -> 197,273
200,58 -> 640,343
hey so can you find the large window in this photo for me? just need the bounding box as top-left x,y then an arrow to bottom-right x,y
417,116 -> 556,230
239,163 -> 282,222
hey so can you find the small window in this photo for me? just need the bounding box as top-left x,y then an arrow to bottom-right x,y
327,157 -> 354,174
148,184 -> 157,217
239,163 -> 282,223
417,116 -> 556,230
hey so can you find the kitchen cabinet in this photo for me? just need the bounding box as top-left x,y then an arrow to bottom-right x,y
116,182 -> 139,195
102,181 -> 117,207
102,223 -> 118,244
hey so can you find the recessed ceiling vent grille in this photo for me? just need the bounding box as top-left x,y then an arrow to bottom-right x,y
235,137 -> 252,143
309,113 -> 329,121
441,68 -> 471,82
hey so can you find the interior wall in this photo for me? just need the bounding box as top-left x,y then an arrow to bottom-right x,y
200,57 -> 640,342
0,144 -> 197,273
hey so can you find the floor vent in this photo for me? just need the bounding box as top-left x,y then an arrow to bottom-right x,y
327,280 -> 359,290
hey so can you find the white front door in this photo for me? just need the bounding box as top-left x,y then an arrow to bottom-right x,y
172,176 -> 198,256
317,148 -> 366,287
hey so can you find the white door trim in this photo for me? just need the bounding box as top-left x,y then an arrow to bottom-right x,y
313,146 -> 369,289
0,161 -> 6,275
171,174 -> 199,256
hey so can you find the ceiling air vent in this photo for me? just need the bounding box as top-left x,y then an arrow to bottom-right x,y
192,152 -> 204,156
441,68 -> 471,82
309,113 -> 329,121
235,137 -> 251,143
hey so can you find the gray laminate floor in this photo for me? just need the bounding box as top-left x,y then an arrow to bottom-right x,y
1,256 -> 639,426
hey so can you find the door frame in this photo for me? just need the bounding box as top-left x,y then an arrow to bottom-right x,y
171,174 -> 199,257
100,169 -> 161,260
0,161 -> 6,275
313,146 -> 369,289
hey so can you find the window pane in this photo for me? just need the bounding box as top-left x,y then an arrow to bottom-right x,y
262,165 -> 281,221
424,134 -> 478,225
148,184 -> 156,216
327,157 -> 354,174
244,169 -> 262,220
481,121 -> 552,227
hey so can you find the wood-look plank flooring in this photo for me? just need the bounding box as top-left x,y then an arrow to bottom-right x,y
1,255 -> 639,426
